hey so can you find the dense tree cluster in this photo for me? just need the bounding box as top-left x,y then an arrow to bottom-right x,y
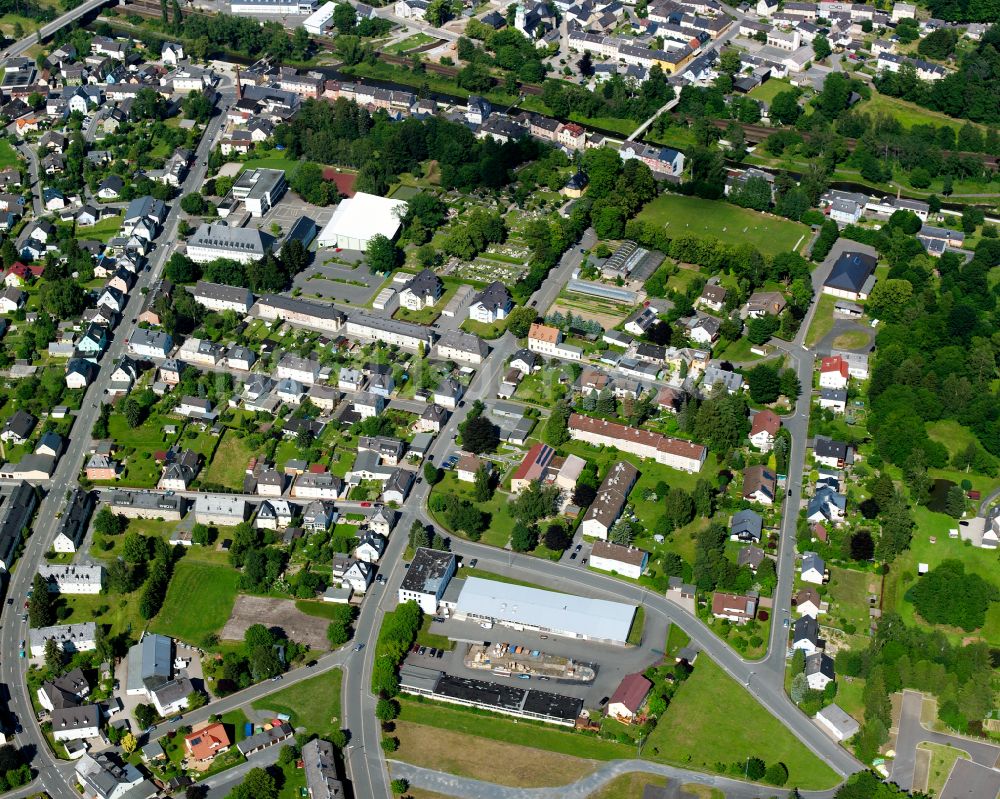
164,248 -> 299,293
838,613 -> 994,757
905,560 -> 998,630
277,99 -> 546,195
862,234 -> 1000,467
875,26 -> 1000,123
372,601 -> 422,697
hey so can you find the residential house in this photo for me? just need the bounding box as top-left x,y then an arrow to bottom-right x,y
712,591 -> 757,623
730,508 -> 763,543
355,531 -> 386,563
737,545 -> 766,573
590,541 -> 648,579
579,461 -> 639,540
696,284 -> 727,313
792,615 -> 822,655
399,269 -> 442,310
794,587 -> 824,618
749,409 -> 780,452
1,410 -> 36,445
800,551 -> 826,584
746,291 -> 787,318
468,281 -> 512,324
819,355 -> 849,389
184,723 -> 230,762
742,465 -> 777,505
814,437 -> 851,468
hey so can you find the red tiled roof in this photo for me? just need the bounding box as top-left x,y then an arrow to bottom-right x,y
511,442 -> 555,482
751,409 -> 781,437
820,355 -> 848,378
568,414 -> 706,461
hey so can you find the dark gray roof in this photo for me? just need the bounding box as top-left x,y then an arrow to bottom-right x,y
825,251 -> 877,293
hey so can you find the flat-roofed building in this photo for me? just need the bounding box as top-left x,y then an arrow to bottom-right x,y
398,547 -> 457,614
453,576 -> 636,645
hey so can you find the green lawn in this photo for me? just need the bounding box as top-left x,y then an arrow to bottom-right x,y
460,318 -> 506,340
59,591 -> 144,641
428,472 -> 517,548
416,614 -> 455,651
646,659 -> 839,790
927,420 -> 979,460
883,512 -> 1000,647
250,668 -> 342,738
805,293 -> 838,347
150,561 -> 240,646
237,148 -> 292,173
636,195 -> 809,257
823,566 -> 874,635
856,92 -> 982,135
716,337 -> 765,363
0,137 -> 19,169
80,214 -> 123,243
385,32 -> 435,53
748,78 -> 794,105
202,430 -> 256,490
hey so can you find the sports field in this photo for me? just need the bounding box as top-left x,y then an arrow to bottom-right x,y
636,194 -> 808,256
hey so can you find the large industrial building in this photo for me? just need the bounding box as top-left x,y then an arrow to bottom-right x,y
453,576 -> 636,646
231,0 -> 316,13
316,192 -> 408,251
302,1 -> 336,33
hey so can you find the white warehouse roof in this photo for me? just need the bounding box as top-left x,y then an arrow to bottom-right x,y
454,576 -> 636,644
316,192 -> 408,249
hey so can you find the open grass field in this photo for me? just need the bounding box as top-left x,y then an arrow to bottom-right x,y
857,92 -> 981,135
717,337 -> 765,363
202,431 -> 255,489
59,591 -> 143,641
150,561 -> 240,646
81,214 -> 123,243
393,720 -> 597,788
399,697 -> 632,761
823,565 -> 875,634
883,511 -> 1000,647
251,668 -> 342,738
0,137 -> 17,169
805,293 -> 838,347
830,330 -> 870,350
926,420 -> 979,460
748,78 -> 794,105
645,659 -> 840,790
636,195 -> 808,257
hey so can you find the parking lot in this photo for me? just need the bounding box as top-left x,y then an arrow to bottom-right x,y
415,614 -> 666,709
292,252 -> 385,306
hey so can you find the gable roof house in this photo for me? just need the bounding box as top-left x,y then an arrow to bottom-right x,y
800,551 -> 826,584
823,250 -> 877,301
792,615 -> 822,654
712,591 -> 757,624
742,464 -> 777,505
607,672 -> 652,722
749,409 -> 780,452
730,508 -> 763,542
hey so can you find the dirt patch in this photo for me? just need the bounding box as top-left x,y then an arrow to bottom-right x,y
220,595 -> 330,650
393,720 -> 596,788
912,745 -> 931,792
548,302 -> 626,331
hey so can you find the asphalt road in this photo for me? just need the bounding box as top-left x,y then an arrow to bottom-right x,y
4,0 -> 112,57
0,81 -> 233,798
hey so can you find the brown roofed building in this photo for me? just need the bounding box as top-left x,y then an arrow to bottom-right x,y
711,592 -> 757,624
510,442 -> 556,493
742,464 -> 777,505
568,414 -> 706,473
579,461 -> 639,540
607,672 -> 652,722
749,409 -> 781,452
